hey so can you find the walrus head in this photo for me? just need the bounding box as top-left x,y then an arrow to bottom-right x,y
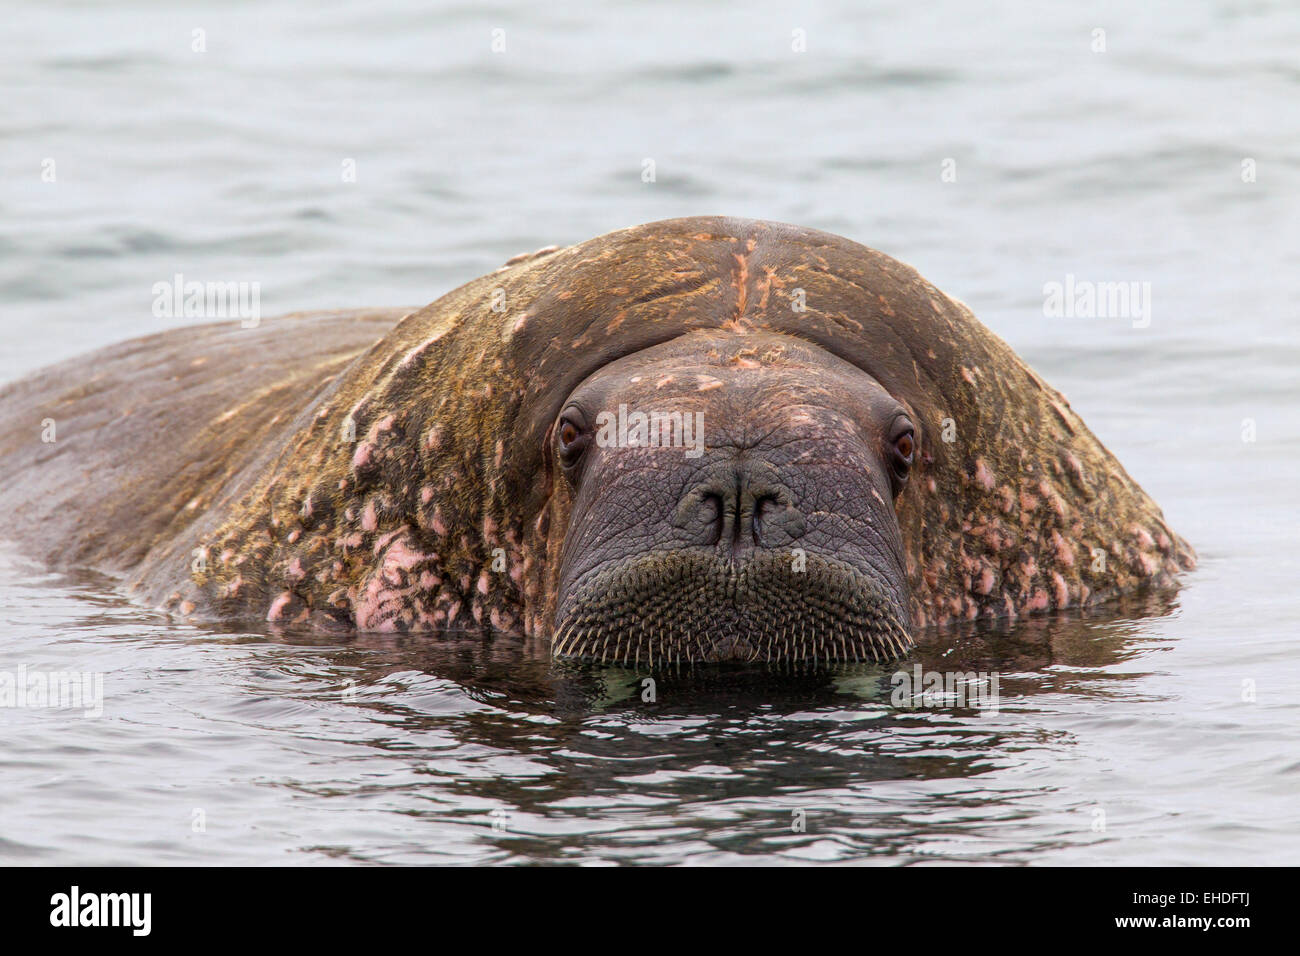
167,217 -> 1193,666
550,331 -> 915,664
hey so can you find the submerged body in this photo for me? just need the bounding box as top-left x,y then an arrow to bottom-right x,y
0,218 -> 1194,663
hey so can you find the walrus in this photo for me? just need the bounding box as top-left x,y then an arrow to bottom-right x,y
0,217 -> 1194,665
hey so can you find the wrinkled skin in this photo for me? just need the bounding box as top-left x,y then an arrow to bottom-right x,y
0,217 -> 1195,667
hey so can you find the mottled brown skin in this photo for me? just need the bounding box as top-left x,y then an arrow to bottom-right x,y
0,309 -> 405,594
0,217 -> 1194,661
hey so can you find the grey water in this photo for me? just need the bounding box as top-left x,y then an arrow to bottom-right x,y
1,0 -> 1298,865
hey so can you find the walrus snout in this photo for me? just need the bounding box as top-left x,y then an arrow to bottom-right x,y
670,461 -> 806,559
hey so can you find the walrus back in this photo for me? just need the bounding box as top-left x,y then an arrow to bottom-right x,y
0,309 -> 407,588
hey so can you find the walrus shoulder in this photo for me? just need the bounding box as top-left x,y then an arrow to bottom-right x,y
0,308 -> 408,577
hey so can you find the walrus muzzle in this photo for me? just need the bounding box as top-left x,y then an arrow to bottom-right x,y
546,330 -> 921,667
554,550 -> 912,665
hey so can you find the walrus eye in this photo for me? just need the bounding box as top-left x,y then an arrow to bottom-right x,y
557,412 -> 588,470
889,421 -> 916,490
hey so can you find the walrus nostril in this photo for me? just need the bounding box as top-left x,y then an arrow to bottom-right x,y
671,466 -> 804,552
702,492 -> 725,545
752,493 -> 778,548
696,484 -> 739,549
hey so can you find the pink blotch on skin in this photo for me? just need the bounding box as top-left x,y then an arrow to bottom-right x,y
1052,572 -> 1070,607
267,591 -> 293,622
353,536 -> 431,629
361,501 -> 378,531
380,536 -> 425,577
1026,589 -> 1050,612
372,528 -> 404,554
351,442 -> 375,472
1052,531 -> 1075,568
974,460 -> 996,491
